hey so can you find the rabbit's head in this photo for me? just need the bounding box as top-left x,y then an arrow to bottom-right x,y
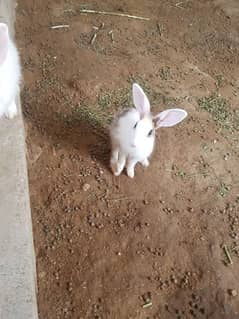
131,83 -> 187,150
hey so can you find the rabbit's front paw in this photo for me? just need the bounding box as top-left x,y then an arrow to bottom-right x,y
141,158 -> 149,167
111,162 -> 124,176
127,167 -> 135,178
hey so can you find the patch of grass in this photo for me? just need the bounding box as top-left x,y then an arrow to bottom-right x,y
98,87 -> 131,110
163,95 -> 180,108
72,76 -> 184,133
72,86 -> 133,130
72,104 -> 112,130
176,170 -> 186,178
201,143 -> 209,151
197,93 -> 236,131
156,23 -> 165,36
198,93 -> 229,124
97,77 -> 171,115
98,93 -> 112,109
219,182 -> 230,197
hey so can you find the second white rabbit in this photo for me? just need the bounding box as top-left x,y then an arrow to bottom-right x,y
0,23 -> 21,119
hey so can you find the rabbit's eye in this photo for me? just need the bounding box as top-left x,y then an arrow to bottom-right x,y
148,129 -> 153,137
133,122 -> 138,129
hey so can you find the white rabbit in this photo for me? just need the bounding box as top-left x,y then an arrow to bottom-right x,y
0,23 -> 21,119
110,83 -> 188,178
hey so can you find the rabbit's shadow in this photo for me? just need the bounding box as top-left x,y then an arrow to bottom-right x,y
23,100 -> 111,171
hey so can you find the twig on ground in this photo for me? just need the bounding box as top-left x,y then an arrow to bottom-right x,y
223,245 -> 233,265
64,9 -> 74,13
50,25 -> 70,29
173,0 -> 189,9
99,189 -> 109,201
175,2 -> 184,7
142,302 -> 153,309
90,22 -> 104,45
99,22 -> 105,30
107,197 -> 130,202
90,32 -> 97,45
80,9 -> 150,21
108,30 -> 114,42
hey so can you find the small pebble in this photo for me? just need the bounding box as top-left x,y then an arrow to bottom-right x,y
224,154 -> 229,161
229,289 -> 237,297
82,183 -> 90,191
38,271 -> 46,279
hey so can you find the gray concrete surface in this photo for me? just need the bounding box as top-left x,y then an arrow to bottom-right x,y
0,1 -> 38,318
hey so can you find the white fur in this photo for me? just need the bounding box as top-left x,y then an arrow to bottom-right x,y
110,83 -> 188,178
0,23 -> 21,119
132,83 -> 150,117
154,108 -> 188,128
110,109 -> 155,178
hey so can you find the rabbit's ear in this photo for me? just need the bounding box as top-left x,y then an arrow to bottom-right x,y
132,83 -> 150,117
0,23 -> 9,65
154,108 -> 187,129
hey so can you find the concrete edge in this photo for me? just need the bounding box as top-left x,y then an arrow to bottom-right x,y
0,1 -> 38,318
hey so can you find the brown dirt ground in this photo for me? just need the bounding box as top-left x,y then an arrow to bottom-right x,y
16,0 -> 239,318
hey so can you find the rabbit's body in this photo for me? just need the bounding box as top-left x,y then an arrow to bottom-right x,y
110,83 -> 188,178
0,23 -> 21,119
110,109 -> 155,177
111,109 -> 155,159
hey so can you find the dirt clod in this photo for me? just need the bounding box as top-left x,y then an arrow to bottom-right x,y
82,183 -> 91,192
229,289 -> 237,297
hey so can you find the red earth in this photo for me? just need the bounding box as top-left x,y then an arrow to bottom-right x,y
16,0 -> 239,318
